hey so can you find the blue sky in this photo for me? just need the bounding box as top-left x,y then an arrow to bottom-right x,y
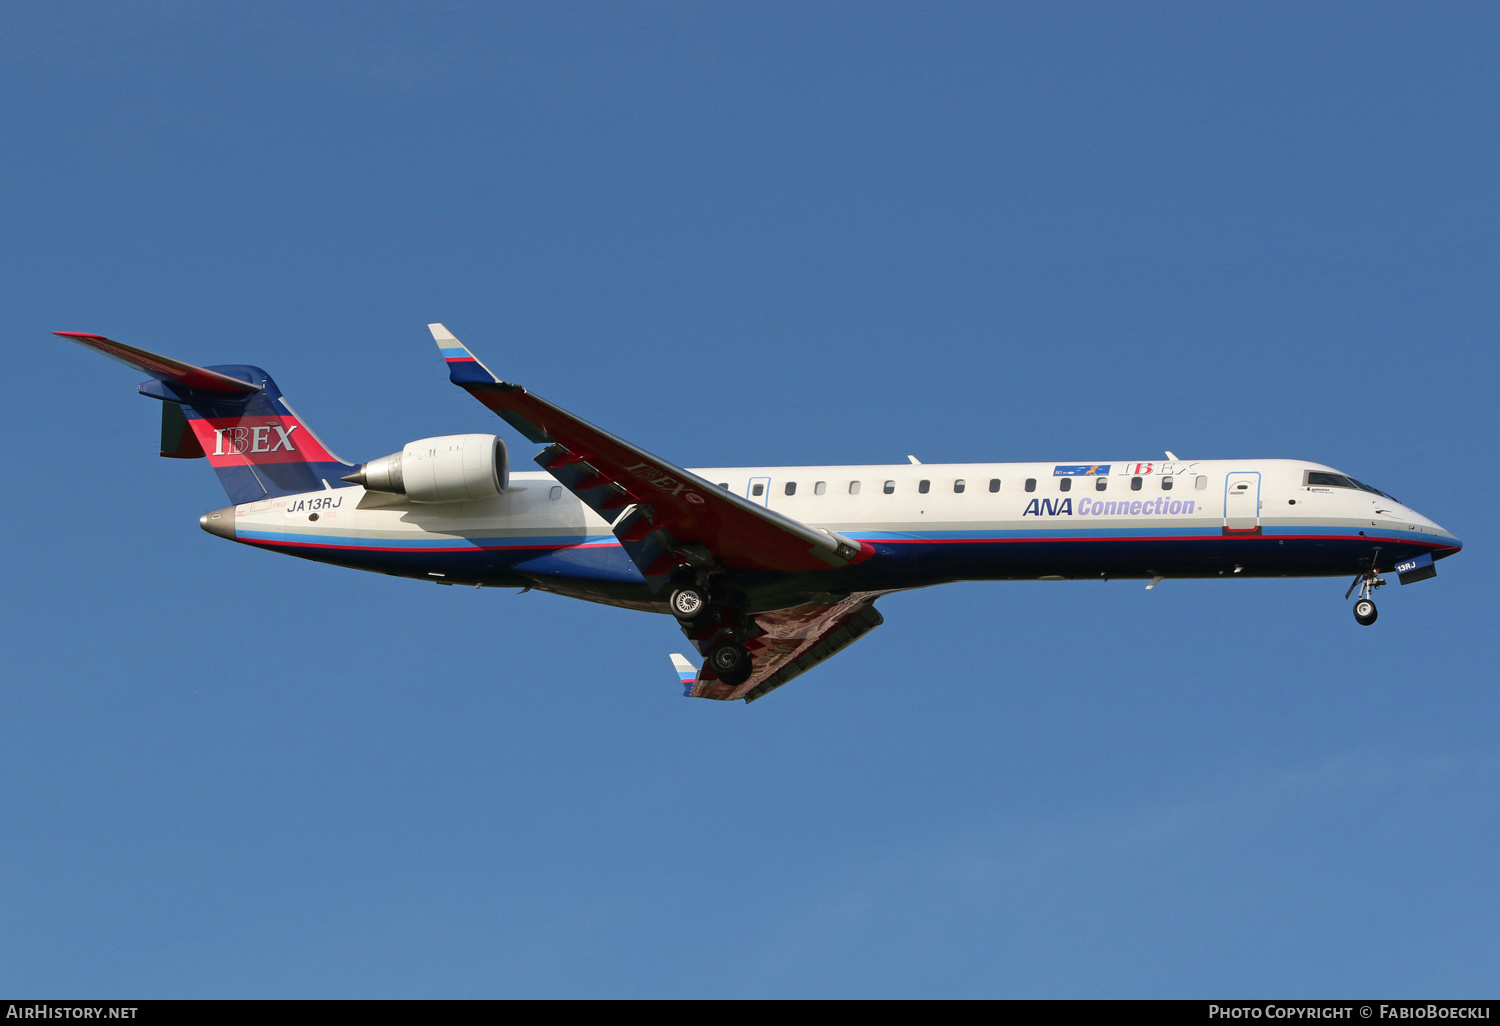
2,2 -> 1495,997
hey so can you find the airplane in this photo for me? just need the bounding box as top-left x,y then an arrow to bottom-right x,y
56,325 -> 1463,704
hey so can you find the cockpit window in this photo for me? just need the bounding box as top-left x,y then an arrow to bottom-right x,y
1351,478 -> 1398,501
1306,471 -> 1398,501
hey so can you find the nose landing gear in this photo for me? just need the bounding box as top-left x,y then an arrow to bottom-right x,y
1345,571 -> 1386,626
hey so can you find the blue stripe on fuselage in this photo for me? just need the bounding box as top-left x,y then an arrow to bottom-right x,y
235,523 -> 1458,593
240,529 -> 619,550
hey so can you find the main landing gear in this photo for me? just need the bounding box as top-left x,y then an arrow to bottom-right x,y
668,583 -> 710,622
1345,570 -> 1386,626
708,639 -> 752,688
668,577 -> 755,688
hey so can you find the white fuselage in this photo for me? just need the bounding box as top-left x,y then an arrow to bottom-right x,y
212,457 -> 1458,611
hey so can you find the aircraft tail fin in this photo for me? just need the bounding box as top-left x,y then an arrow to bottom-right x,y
57,332 -> 350,505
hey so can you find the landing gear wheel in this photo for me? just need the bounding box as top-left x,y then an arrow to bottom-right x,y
709,640 -> 752,688
669,584 -> 710,622
1346,570 -> 1386,626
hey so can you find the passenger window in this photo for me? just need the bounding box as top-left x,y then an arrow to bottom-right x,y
718,482 -> 729,489
549,486 -> 562,500
1161,477 -> 1173,491
989,479 -> 1000,492
1095,477 -> 1107,491
752,483 -> 765,496
1195,476 -> 1207,490
954,479 -> 966,493
848,481 -> 861,495
814,481 -> 826,495
1131,477 -> 1143,491
883,480 -> 895,494
1025,478 -> 1036,492
1059,478 -> 1071,492
918,480 -> 930,494
784,482 -> 796,496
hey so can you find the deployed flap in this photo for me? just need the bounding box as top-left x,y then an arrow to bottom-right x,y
429,324 -> 871,580
687,592 -> 888,704
56,332 -> 259,393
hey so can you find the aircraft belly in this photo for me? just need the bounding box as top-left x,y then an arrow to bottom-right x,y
826,518 -> 1460,584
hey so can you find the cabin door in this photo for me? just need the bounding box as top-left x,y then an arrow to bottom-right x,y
1224,472 -> 1261,532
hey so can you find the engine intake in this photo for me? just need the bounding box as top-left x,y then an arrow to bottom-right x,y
343,434 -> 508,502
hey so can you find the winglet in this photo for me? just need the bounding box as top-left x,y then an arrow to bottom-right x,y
428,323 -> 501,385
670,653 -> 699,697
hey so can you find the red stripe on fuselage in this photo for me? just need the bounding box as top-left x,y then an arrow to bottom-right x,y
862,533 -> 1459,550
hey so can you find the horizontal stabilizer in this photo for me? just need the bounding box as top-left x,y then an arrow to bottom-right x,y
55,332 -> 259,393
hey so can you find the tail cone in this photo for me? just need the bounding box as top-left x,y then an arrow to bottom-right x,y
199,507 -> 237,541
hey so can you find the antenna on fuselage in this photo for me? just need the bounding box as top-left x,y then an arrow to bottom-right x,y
1164,451 -> 1179,461
907,455 -> 922,464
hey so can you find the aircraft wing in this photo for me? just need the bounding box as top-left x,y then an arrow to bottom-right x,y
675,591 -> 887,703
429,324 -> 871,581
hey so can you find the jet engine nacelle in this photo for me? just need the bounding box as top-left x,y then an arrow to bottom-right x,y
347,433 -> 508,502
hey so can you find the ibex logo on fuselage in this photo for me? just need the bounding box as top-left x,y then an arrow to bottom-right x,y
212,424 -> 298,456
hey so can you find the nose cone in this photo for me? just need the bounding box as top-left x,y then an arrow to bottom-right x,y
1411,512 -> 1462,558
199,507 -> 237,541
